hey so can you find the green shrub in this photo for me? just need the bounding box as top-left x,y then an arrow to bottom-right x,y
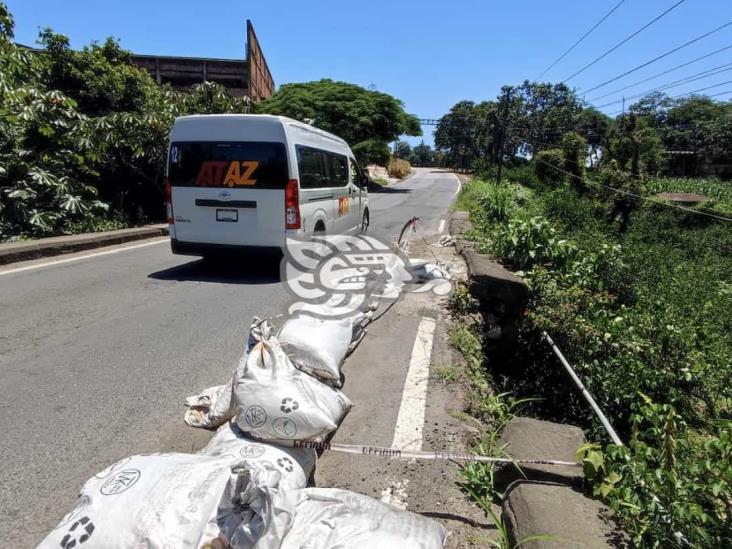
489,216 -> 576,271
534,149 -> 565,185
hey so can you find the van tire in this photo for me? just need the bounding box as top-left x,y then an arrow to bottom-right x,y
360,209 -> 369,233
314,220 -> 326,234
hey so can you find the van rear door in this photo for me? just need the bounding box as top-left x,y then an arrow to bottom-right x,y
168,141 -> 289,247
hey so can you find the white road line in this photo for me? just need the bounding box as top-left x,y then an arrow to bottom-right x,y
392,316 -> 437,451
0,238 -> 168,276
453,173 -> 462,197
438,219 -> 446,234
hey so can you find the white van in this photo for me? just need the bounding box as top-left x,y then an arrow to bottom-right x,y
165,114 -> 370,256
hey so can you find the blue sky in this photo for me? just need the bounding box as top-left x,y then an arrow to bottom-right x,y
9,0 -> 732,146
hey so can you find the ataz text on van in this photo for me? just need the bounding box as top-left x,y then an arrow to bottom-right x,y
166,114 -> 371,257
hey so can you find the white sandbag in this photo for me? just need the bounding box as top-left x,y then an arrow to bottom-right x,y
199,421 -> 317,492
184,381 -> 235,429
278,313 -> 369,385
407,259 -> 452,281
234,332 -> 352,441
183,317 -> 274,430
37,453 -> 258,549
250,487 -> 447,549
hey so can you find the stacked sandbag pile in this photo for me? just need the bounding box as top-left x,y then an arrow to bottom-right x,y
38,241 -> 453,548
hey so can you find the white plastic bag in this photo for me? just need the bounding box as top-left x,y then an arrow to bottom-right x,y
37,453 -> 256,549
199,421 -> 317,492
184,381 -> 235,429
250,487 -> 447,549
278,313 -> 369,386
234,333 -> 352,441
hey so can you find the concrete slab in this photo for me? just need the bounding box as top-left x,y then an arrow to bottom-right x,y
495,417 -> 585,490
502,482 -> 630,548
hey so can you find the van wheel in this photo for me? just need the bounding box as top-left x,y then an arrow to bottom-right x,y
360,210 -> 369,233
314,221 -> 326,234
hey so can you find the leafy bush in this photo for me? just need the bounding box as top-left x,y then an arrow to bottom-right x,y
0,3 -> 253,240
488,216 -> 576,271
456,172 -> 732,545
386,158 -> 411,179
588,399 -> 732,547
534,149 -> 565,185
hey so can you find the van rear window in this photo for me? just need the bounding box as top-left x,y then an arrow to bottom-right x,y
168,142 -> 288,189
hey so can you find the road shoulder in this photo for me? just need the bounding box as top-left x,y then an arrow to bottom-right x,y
315,234 -> 494,547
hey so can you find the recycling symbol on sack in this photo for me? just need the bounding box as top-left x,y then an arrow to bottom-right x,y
277,456 -> 294,472
60,516 -> 94,548
280,398 -> 299,414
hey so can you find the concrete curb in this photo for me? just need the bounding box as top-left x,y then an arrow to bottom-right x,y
0,225 -> 169,265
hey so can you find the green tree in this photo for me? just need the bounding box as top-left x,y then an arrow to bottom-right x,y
560,131 -> 587,193
257,79 -> 420,165
394,140 -> 412,160
575,107 -> 613,167
513,81 -> 584,154
351,139 -> 390,166
410,141 -> 435,166
534,149 -> 565,185
37,29 -> 154,116
599,160 -> 643,232
663,96 -> 732,177
435,100 -> 481,170
0,2 -> 255,239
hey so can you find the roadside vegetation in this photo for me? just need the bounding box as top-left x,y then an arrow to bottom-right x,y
386,158 -> 411,179
458,173 -> 731,546
0,3 -> 419,242
442,82 -> 731,546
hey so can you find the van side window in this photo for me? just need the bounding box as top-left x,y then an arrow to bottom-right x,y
349,159 -> 359,184
329,154 -> 348,187
296,145 -> 349,188
297,146 -> 327,189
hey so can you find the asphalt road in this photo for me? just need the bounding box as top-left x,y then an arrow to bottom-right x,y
0,168 -> 459,546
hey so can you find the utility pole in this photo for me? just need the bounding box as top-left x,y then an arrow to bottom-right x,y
496,88 -> 512,184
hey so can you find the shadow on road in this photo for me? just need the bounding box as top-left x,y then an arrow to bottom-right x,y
148,256 -> 281,285
419,511 -> 495,530
369,185 -> 412,194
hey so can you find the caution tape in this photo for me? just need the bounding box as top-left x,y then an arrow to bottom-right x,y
279,440 -> 581,468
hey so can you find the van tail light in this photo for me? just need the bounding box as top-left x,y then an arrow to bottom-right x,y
285,179 -> 301,230
165,179 -> 174,224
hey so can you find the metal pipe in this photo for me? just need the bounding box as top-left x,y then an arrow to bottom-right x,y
542,331 -> 624,447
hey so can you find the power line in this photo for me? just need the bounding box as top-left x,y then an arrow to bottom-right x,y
608,86 -> 732,115
581,20 -> 732,95
535,0 -> 626,80
595,65 -> 732,108
588,43 -> 732,101
563,0 -> 688,83
533,157 -> 732,223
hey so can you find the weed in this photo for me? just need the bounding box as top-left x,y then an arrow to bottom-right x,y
433,364 -> 460,383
